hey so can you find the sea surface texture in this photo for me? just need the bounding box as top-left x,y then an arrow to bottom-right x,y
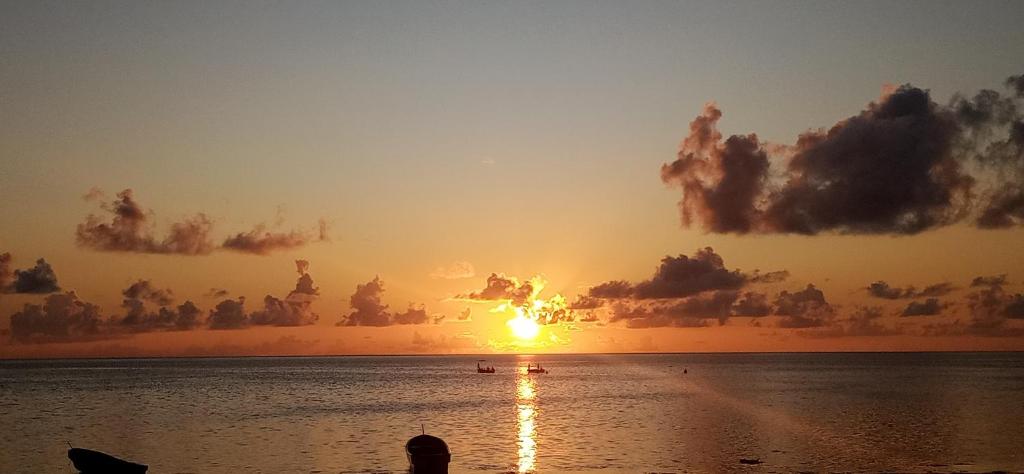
1,353 -> 1022,473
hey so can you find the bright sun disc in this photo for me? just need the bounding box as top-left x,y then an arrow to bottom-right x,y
508,316 -> 540,340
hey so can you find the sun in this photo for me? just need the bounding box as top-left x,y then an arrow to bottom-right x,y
507,315 -> 540,340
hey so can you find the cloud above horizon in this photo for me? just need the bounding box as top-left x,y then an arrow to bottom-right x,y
77,189 -> 328,256
337,277 -> 433,326
661,74 -> 1024,234
8,292 -> 104,343
588,248 -> 797,328
221,219 -> 329,255
76,189 -> 215,255
1,253 -> 60,294
867,281 -> 955,300
454,273 -> 537,305
209,260 -> 321,328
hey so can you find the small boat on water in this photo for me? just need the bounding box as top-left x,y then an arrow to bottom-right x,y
67,447 -> 147,474
406,433 -> 451,473
476,361 -> 495,373
525,363 -> 547,374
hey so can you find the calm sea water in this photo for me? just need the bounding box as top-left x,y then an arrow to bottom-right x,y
1,353 -> 1022,473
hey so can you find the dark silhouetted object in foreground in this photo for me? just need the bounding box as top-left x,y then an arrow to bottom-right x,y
406,434 -> 450,474
68,447 -> 148,474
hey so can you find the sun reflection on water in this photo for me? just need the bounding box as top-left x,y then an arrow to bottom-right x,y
516,371 -> 538,473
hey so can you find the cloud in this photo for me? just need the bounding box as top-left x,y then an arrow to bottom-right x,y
208,298 -> 248,329
76,189 -> 215,255
205,288 -> 230,299
429,261 -> 476,280
960,275 -> 1024,335
7,278 -> 202,341
588,280 -> 633,299
607,290 -> 777,328
774,284 -> 834,328
115,299 -> 202,332
749,270 -> 790,284
394,306 -> 430,325
629,248 -> 746,299
801,306 -> 901,338
579,313 -> 600,323
660,103 -> 770,233
732,291 -> 771,317
1007,75 -> 1024,97
339,277 -> 389,326
925,275 -> 1024,337
586,249 -> 785,327
867,281 -> 955,299
589,248 -> 747,300
209,261 -> 322,328
569,295 -> 604,310
249,294 -> 318,326
609,302 -> 712,328
977,187 -> 1024,228
9,292 -> 103,343
667,290 -> 740,325
246,260 -> 321,326
113,279 -> 201,332
221,225 -> 319,255
338,277 -> 435,326
122,280 -> 174,306
971,274 -> 1007,288
455,273 -> 536,305
901,298 -> 946,317
0,253 -> 11,290
662,74 -> 1024,234
78,189 -> 329,256
0,255 -> 60,294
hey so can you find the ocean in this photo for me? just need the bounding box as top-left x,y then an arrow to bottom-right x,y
1,353 -> 1022,473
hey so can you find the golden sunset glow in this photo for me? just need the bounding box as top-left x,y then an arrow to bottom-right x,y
508,314 -> 541,340
1,1 -> 1023,361
489,277 -> 572,342
4,3 -> 1024,474
516,371 -> 538,473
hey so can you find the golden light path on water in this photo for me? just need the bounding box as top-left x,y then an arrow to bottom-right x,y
515,369 -> 538,473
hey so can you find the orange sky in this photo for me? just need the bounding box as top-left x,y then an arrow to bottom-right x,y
2,2 -> 1024,358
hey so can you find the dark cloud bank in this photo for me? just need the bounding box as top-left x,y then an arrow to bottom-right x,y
8,292 -> 104,343
454,273 -> 536,305
0,253 -> 60,294
585,248 -> 1024,337
76,189 -> 215,255
7,261 -> 325,343
586,247 -> 802,328
955,275 -> 1024,336
337,277 -> 435,327
209,261 -> 321,329
221,219 -> 329,255
77,189 -> 326,256
867,281 -> 955,300
662,74 -> 1024,235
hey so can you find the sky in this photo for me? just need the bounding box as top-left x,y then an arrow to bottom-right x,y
1,0 -> 1023,358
